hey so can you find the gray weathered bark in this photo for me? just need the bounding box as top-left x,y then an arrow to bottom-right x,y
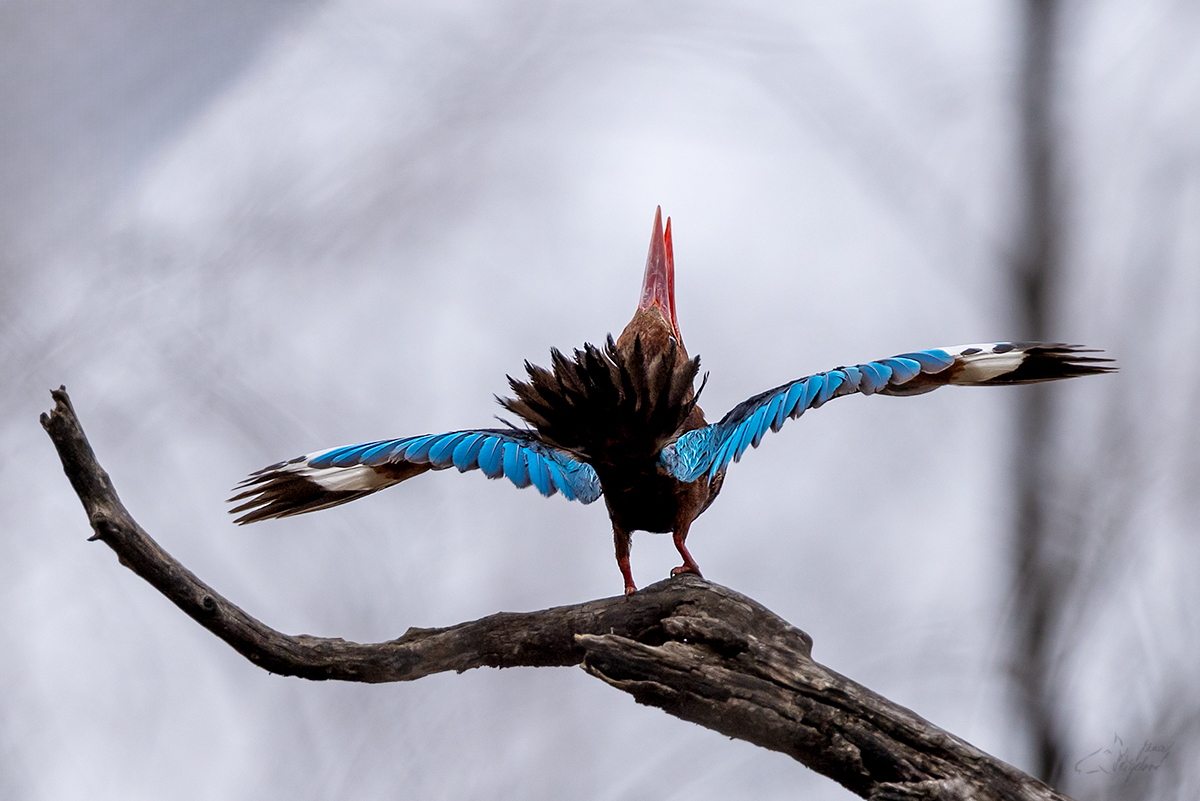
42,387 -> 1073,801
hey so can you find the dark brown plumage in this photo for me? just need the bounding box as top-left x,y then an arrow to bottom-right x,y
501,208 -> 720,593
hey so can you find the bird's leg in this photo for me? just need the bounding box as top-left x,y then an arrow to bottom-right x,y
613,524 -> 637,596
670,518 -> 702,578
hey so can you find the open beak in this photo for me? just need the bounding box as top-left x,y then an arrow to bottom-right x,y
638,206 -> 681,341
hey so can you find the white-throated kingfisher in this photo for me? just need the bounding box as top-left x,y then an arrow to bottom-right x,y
231,208 -> 1113,595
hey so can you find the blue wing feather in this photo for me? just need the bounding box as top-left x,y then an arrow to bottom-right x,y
526,451 -> 552,495
451,433 -> 486,471
781,377 -> 811,421
366,441 -> 404,465
879,357 -> 921,384
769,391 -> 790,431
709,431 -> 739,478
404,435 -> 439,462
750,406 -> 771,448
762,394 -> 785,436
501,442 -> 529,488
310,428 -> 600,503
858,362 -> 889,394
428,433 -> 467,465
478,436 -> 504,477
543,459 -> 570,499
898,349 -> 953,372
814,371 -> 840,406
662,348 -> 966,482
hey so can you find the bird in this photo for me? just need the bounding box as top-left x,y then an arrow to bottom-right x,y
230,207 -> 1114,595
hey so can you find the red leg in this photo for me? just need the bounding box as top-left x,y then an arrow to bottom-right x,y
614,525 -> 637,595
670,520 -> 702,578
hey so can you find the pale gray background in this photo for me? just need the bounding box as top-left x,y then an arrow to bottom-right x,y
2,1 -> 1197,799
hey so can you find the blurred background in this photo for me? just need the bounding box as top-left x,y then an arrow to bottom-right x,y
2,1 -> 1197,799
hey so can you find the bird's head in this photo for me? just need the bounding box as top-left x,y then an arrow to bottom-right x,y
619,206 -> 684,354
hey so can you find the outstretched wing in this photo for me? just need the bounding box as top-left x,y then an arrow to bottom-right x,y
230,428 -> 603,524
660,343 -> 1114,482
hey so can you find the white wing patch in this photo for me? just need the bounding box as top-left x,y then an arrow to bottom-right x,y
938,342 -> 1027,384
286,456 -> 397,493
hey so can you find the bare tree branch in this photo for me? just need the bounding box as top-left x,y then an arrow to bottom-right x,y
41,387 -> 1073,801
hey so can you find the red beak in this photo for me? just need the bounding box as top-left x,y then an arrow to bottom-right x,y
638,206 -> 681,341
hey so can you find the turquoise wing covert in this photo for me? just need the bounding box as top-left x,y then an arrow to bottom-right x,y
660,343 -> 1112,483
660,349 -> 949,482
231,428 -> 602,524
312,429 -> 602,501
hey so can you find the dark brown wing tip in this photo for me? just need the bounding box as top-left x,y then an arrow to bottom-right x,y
990,344 -> 1118,383
227,469 -> 368,525
1047,344 -> 1118,376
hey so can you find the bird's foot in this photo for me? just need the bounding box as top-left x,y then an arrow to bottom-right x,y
623,582 -> 638,597
670,563 -> 702,578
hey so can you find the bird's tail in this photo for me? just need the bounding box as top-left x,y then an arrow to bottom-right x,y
882,342 -> 1115,396
500,335 -> 702,466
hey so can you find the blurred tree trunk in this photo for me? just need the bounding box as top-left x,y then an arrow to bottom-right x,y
1012,0 -> 1067,786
